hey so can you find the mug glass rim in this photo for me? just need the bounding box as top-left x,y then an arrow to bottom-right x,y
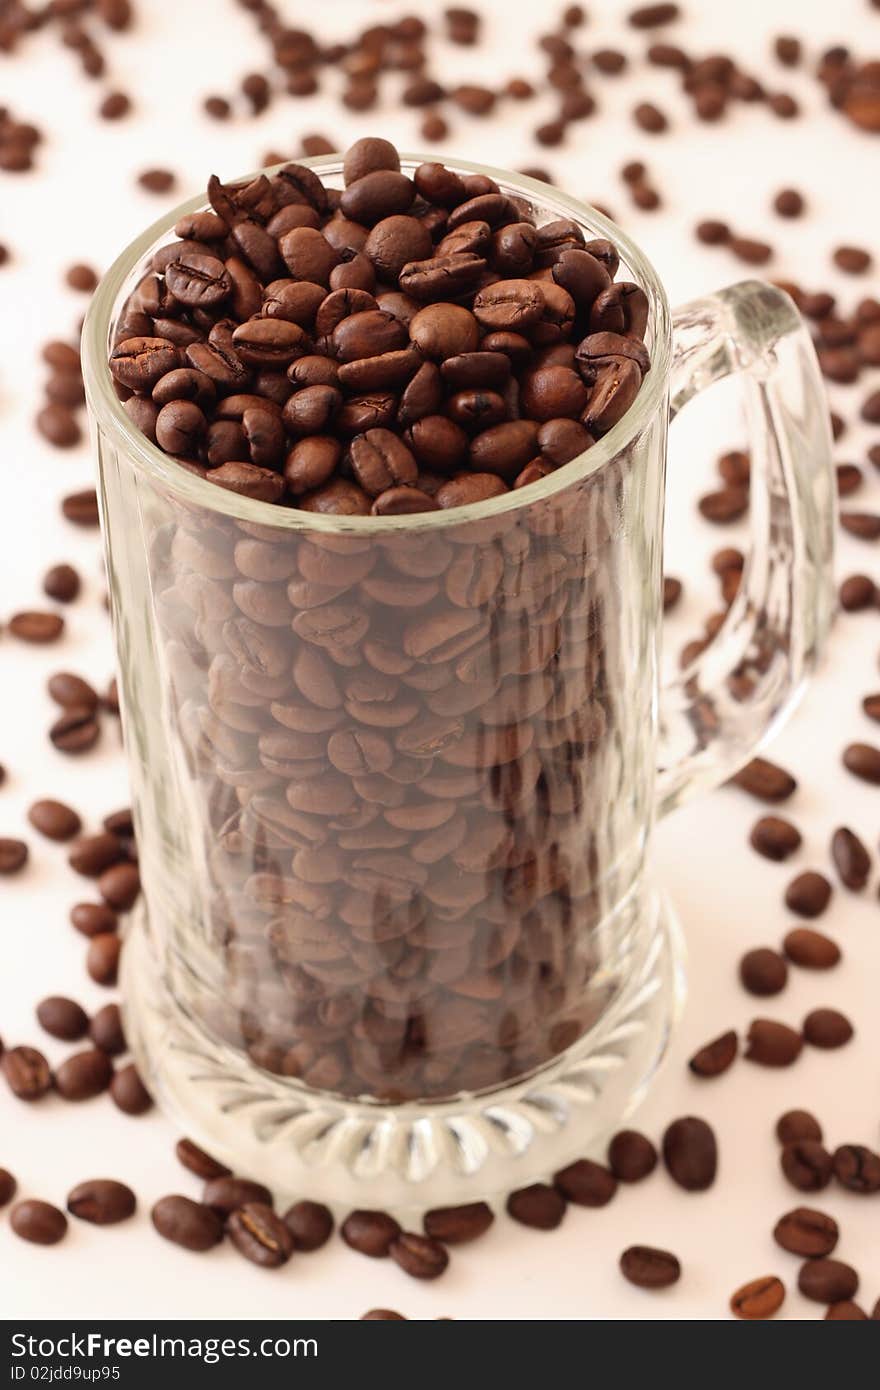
82,152 -> 672,535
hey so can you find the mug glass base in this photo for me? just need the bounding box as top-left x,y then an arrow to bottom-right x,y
121,887 -> 685,1213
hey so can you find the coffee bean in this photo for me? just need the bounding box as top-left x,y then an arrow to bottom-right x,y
773,188 -> 804,218
43,564 -> 81,603
67,1179 -> 136,1225
55,1048 -> 113,1101
785,870 -> 832,918
553,1159 -> 617,1207
662,1117 -> 717,1190
688,1029 -> 738,1078
799,1258 -> 859,1305
831,826 -> 871,888
802,1007 -> 853,1049
361,1309 -> 407,1320
11,1200 -> 68,1246
27,799 -> 82,842
152,1195 -> 224,1251
834,245 -> 872,275
86,933 -> 121,986
608,1130 -> 657,1182
2,1045 -> 52,1100
745,1019 -> 803,1066
840,511 -> 880,540
506,1183 -> 567,1230
98,862 -> 140,911
774,1207 -> 838,1257
740,948 -> 788,996
698,487 -> 749,523
390,1231 -> 449,1279
0,1169 -> 17,1207
826,1301 -> 868,1319
203,1176 -> 272,1217
731,758 -> 796,802
781,1140 -> 833,1192
341,1209 -> 402,1257
782,928 -> 840,970
843,741 -> 880,783
776,1110 -> 823,1144
89,1003 -> 126,1056
839,574 -> 876,610
619,1245 -> 680,1289
0,838 -> 28,875
423,1202 -> 494,1245
69,832 -> 124,877
175,1139 -> 231,1182
50,706 -> 100,754
36,404 -> 81,448
228,1202 -> 295,1268
633,101 -> 668,132
283,1200 -> 334,1252
48,672 -> 99,709
36,996 -> 89,1041
832,1143 -> 880,1195
749,816 -> 801,861
8,611 -> 64,643
70,903 -> 118,938
730,1275 -> 785,1319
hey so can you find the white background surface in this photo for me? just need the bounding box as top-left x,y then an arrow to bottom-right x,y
1,0 -> 879,1321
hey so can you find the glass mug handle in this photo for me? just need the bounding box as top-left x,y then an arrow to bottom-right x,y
657,280 -> 837,814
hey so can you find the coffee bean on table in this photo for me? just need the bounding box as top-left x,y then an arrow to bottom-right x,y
55,1048 -> 113,1101
688,1029 -> 738,1078
43,564 -> 81,603
113,1070 -> 152,1119
86,933 -> 121,986
36,405 -> 81,448
48,673 -> 99,709
203,1176 -> 272,1217
8,611 -> 64,643
0,839 -> 29,875
739,948 -> 788,996
390,1232 -> 450,1279
0,1169 -> 17,1207
152,1195 -> 223,1251
175,1139 -> 232,1182
50,707 -> 100,754
2,1045 -> 52,1100
730,758 -> 796,801
749,816 -> 801,861
67,1179 -> 136,1225
745,1019 -> 803,1066
619,1246 -> 681,1289
227,1202 -> 295,1268
802,1008 -> 853,1049
832,1144 -> 880,1193
341,1209 -> 402,1257
780,1141 -> 833,1192
10,1200 -> 68,1246
730,1275 -> 785,1319
423,1202 -> 494,1244
825,1301 -> 868,1319
61,490 -> 100,526
784,871 -> 832,918
782,928 -> 841,970
70,903 -> 118,937
98,862 -> 140,910
89,1003 -> 126,1055
839,574 -> 875,610
608,1130 -> 658,1182
69,832 -> 124,877
662,1117 -> 717,1191
776,1110 -> 823,1145
553,1159 -> 617,1207
36,996 -> 89,1041
831,826 -> 871,888
283,1200 -> 334,1252
27,799 -> 82,842
774,1207 -> 838,1257
842,742 -> 880,783
506,1184 -> 567,1230
799,1258 -> 859,1304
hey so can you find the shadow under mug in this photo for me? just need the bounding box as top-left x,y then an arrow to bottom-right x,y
82,155 -> 836,1209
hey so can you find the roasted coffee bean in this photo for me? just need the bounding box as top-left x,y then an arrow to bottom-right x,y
0,1170 -> 16,1207
70,902 -> 118,937
749,815 -> 801,861
175,1139 -> 231,1182
55,1048 -> 113,1101
69,833 -> 125,877
67,1179 -> 136,1225
0,839 -> 28,875
776,1110 -> 823,1144
10,1200 -> 68,1246
8,611 -> 64,643
785,871 -> 832,918
831,826 -> 870,888
86,933 -> 121,986
390,1232 -> 449,1279
782,929 -> 841,970
152,1195 -> 224,1251
619,1245 -> 680,1289
843,741 -> 880,783
745,1019 -> 803,1067
608,1130 -> 657,1182
506,1184 -> 566,1230
227,1202 -> 295,1268
802,1007 -> 853,1049
423,1202 -> 494,1245
43,563 -> 81,603
839,574 -> 876,610
36,404 -> 81,448
688,1029 -> 738,1078
341,1209 -> 402,1257
89,1003 -> 125,1056
50,706 -> 100,754
283,1200 -> 334,1252
780,1140 -> 833,1192
48,672 -> 99,709
825,1301 -> 868,1319
774,1207 -> 838,1257
27,799 -> 81,842
203,1177 -> 272,1217
731,758 -> 796,802
553,1159 -> 617,1207
739,948 -> 788,996
98,863 -> 140,911
36,996 -> 89,1041
832,1144 -> 880,1193
799,1259 -> 859,1305
730,1276 -> 785,1319
2,1045 -> 52,1100
361,1309 -> 407,1320
662,1117 -> 717,1191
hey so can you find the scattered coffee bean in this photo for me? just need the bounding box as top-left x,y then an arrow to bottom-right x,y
138,167 -> 176,194
61,489 -> 99,526
55,1048 -> 113,1101
98,862 -> 140,910
780,1140 -> 833,1192
0,838 -> 29,875
662,1116 -> 717,1191
27,799 -> 81,842
48,672 -> 99,710
282,1200 -> 334,1252
825,1301 -> 868,1319
10,1200 -> 68,1246
43,564 -> 81,603
840,511 -> 880,540
739,947 -> 788,996
553,1158 -> 617,1207
619,1245 -> 681,1289
831,825 -> 871,888
361,1309 -> 407,1320
688,1029 -> 738,1078
2,1045 -> 51,1100
774,1206 -> 838,1257
798,1258 -> 859,1304
227,1202 -> 295,1268
151,1195 -> 223,1251
784,870 -> 832,918
89,1003 -> 126,1055
390,1231 -> 449,1279
608,1130 -> 658,1182
423,1202 -> 494,1244
745,1018 -> 803,1067
782,928 -> 841,970
202,1176 -> 272,1217
8,611 -> 64,644
341,1209 -> 402,1257
802,1007 -> 853,1049
773,188 -> 804,218
730,758 -> 796,802
86,933 -> 121,986
776,1110 -> 823,1145
730,1275 -> 785,1319
0,1169 -> 17,1207
833,246 -> 872,275
50,706 -> 100,754
749,816 -> 801,861
67,1178 -> 136,1225
842,741 -> 880,783
70,902 -> 118,937
506,1183 -> 567,1230
36,996 -> 89,1041
839,574 -> 876,610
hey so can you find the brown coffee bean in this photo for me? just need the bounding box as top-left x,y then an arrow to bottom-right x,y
799,1259 -> 859,1305
43,564 -> 81,603
70,901 -> 118,938
832,1143 -> 880,1194
390,1231 -> 449,1279
843,741 -> 880,783
36,996 -> 89,1041
831,826 -> 871,888
698,487 -> 749,523
608,1130 -> 657,1182
361,1309 -> 407,1320
773,188 -> 804,218
506,1183 -> 567,1230
48,672 -> 99,709
86,933 -> 121,986
0,1170 -> 17,1207
782,928 -> 841,970
834,245 -> 872,275
688,1029 -> 738,1078
152,1195 -> 224,1251
55,1048 -> 113,1101
781,1140 -> 833,1192
776,1110 -> 823,1144
633,102 -> 668,132
341,1209 -> 402,1257
785,870 -> 832,918
840,511 -> 880,540
0,838 -> 28,875
67,1179 -> 136,1225
749,816 -> 801,861
825,1301 -> 868,1319
27,799 -> 81,842
802,1007 -> 853,1049
553,1159 -> 617,1207
423,1202 -> 494,1246
730,1275 -> 785,1319
203,1177 -> 272,1217
50,706 -> 100,754
774,1207 -> 838,1257
228,1202 -> 295,1268
11,1200 -> 68,1246
2,1045 -> 52,1100
745,1019 -> 803,1066
731,758 -> 796,801
8,611 -> 64,643
282,1200 -> 334,1252
619,1245 -> 681,1288
69,832 -> 124,877
739,948 -> 788,996
36,405 -> 81,448
839,574 -> 876,610
98,862 -> 140,910
662,1116 -> 717,1190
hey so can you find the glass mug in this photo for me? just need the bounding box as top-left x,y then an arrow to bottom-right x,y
83,156 -> 835,1209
